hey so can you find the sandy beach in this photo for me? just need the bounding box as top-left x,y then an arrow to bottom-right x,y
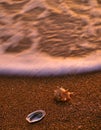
0,71 -> 101,130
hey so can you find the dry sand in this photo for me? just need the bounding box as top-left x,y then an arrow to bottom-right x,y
0,71 -> 101,130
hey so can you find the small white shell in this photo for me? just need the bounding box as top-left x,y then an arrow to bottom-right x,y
26,110 -> 46,123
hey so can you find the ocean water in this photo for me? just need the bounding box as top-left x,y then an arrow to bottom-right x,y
0,0 -> 101,76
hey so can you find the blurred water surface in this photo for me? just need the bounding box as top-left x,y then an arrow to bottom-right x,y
0,0 -> 101,75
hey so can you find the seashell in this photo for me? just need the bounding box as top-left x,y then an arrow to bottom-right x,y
26,110 -> 46,123
54,87 -> 73,102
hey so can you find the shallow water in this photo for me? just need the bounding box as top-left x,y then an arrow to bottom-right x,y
0,0 -> 101,76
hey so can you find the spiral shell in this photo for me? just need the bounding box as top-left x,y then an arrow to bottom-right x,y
54,87 -> 73,102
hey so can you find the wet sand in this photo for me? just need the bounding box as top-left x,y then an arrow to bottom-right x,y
0,72 -> 101,130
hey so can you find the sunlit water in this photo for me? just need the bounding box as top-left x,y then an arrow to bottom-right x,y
0,0 -> 101,76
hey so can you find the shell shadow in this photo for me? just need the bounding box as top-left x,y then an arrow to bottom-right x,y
53,99 -> 72,106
